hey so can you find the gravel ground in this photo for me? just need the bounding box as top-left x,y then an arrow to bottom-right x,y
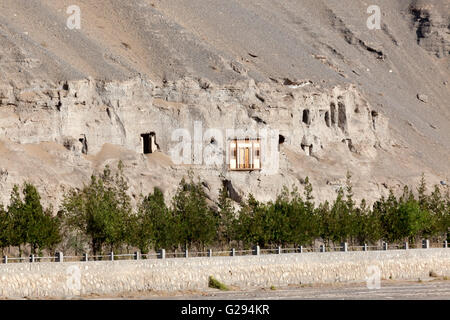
188,280 -> 450,300
83,278 -> 450,300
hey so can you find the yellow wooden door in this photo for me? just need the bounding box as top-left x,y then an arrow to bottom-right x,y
244,147 -> 249,168
239,147 -> 245,169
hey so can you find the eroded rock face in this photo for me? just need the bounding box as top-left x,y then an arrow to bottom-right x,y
409,0 -> 450,58
0,76 -> 391,206
0,77 -> 389,157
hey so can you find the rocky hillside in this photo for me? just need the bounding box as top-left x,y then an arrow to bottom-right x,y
0,0 -> 448,206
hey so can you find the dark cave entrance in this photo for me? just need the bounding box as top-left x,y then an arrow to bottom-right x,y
141,132 -> 157,154
302,109 -> 311,125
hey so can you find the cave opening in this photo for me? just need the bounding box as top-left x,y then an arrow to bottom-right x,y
301,144 -> 312,156
278,134 -> 286,152
79,135 -> 88,155
325,111 -> 331,127
371,110 -> 378,130
302,109 -> 311,125
141,132 -> 157,154
338,102 -> 347,132
222,179 -> 242,203
330,103 -> 336,126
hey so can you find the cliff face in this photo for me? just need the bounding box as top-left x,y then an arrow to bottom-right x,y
410,0 -> 450,58
0,0 -> 448,206
0,76 -> 391,205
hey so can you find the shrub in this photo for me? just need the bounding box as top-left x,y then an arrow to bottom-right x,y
208,276 -> 229,291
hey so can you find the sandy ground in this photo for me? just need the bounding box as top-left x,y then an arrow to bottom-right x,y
43,278 -> 450,300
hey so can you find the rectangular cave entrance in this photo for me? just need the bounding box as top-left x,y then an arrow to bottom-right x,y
229,138 -> 261,171
141,132 -> 157,154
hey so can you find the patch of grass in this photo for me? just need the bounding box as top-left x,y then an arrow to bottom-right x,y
443,276 -> 449,281
208,276 -> 229,291
270,285 -> 276,290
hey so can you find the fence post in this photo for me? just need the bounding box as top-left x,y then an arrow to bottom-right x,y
158,249 -> 166,259
3,256 -> 7,264
184,249 -> 188,258
230,248 -> 236,257
319,245 -> 325,252
83,253 -> 88,262
253,245 -> 260,256
422,239 -> 429,249
109,252 -> 114,261
277,246 -> 282,254
444,241 -> 448,248
298,245 -> 303,253
341,242 -> 348,252
55,251 -> 63,262
404,242 -> 409,250
29,254 -> 35,263
383,242 -> 388,250
134,251 -> 140,260
207,249 -> 212,257
363,244 -> 368,251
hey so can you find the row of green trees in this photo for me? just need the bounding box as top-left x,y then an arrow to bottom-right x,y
0,165 -> 448,256
230,174 -> 449,248
0,184 -> 60,255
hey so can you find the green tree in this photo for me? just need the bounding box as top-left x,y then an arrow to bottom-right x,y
417,174 -> 428,209
277,182 -> 318,246
445,188 -> 450,241
265,198 -> 289,246
354,199 -> 382,245
329,188 -> 351,244
216,185 -> 236,248
6,183 -> 60,255
21,183 -> 60,254
397,200 -> 431,242
377,187 -> 432,243
376,190 -> 400,242
171,174 -> 217,250
316,200 -> 332,246
61,164 -> 132,255
0,205 -> 10,254
135,187 -> 172,251
7,185 -> 27,256
345,172 -> 355,214
344,172 -> 358,244
428,185 -> 445,237
37,207 -> 61,253
234,194 -> 267,248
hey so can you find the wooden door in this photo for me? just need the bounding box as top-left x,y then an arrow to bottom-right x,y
239,147 -> 245,169
244,147 -> 250,168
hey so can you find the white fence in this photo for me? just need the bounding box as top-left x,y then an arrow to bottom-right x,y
2,239 -> 447,264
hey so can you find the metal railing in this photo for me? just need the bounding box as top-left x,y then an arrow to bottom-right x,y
2,240 -> 447,264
